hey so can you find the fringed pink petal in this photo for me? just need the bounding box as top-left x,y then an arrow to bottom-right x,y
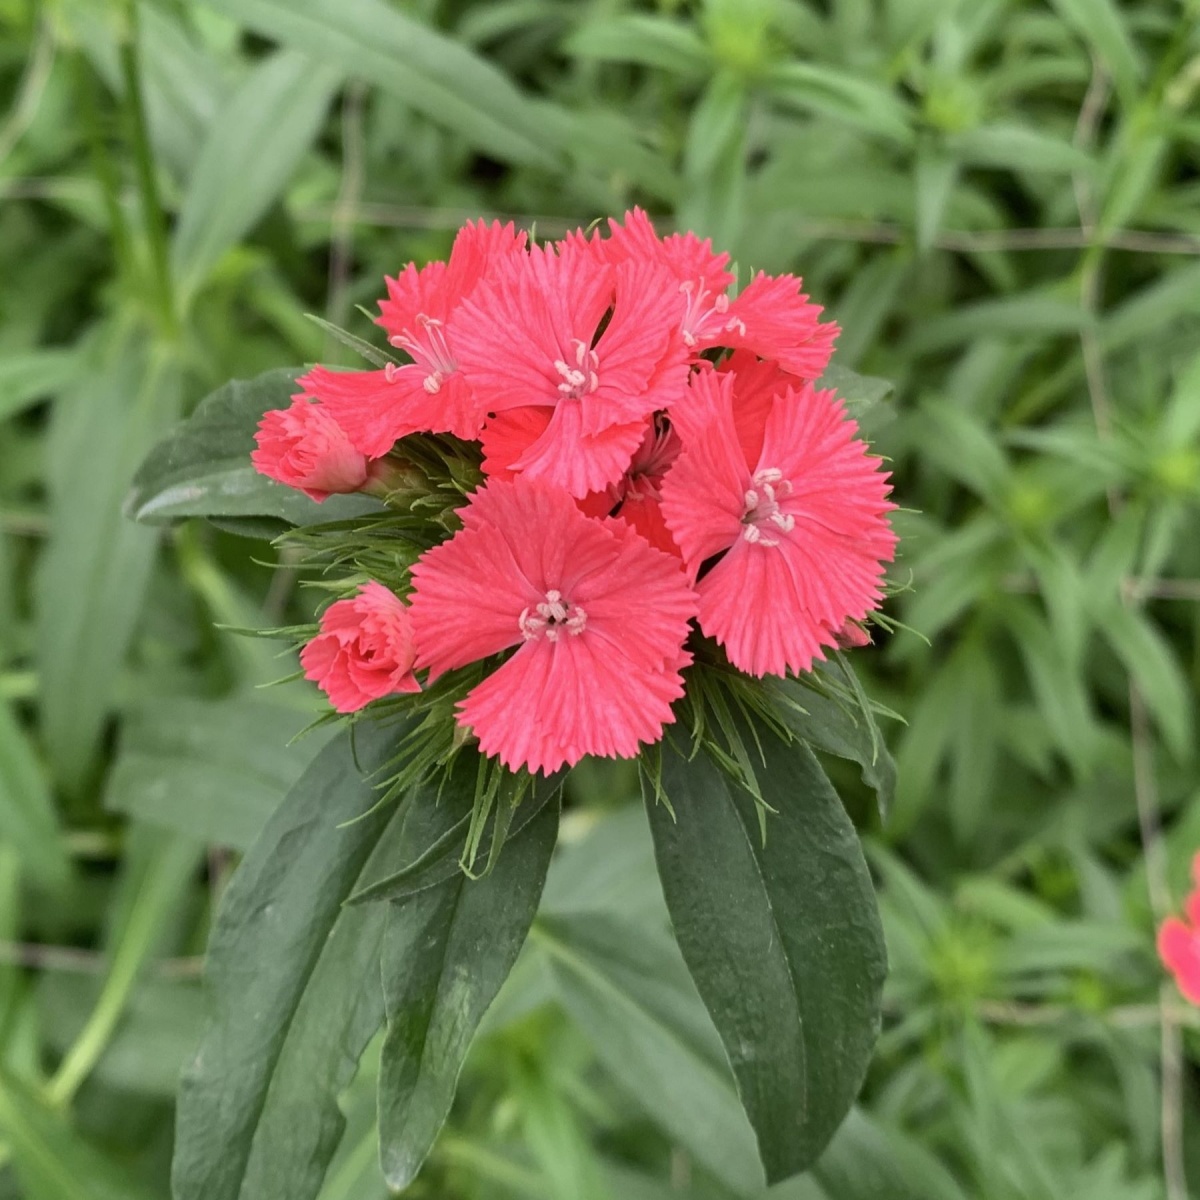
570,515 -> 696,674
300,364 -> 481,454
453,479 -> 640,608
455,242 -> 615,415
409,523 -> 539,679
1159,917 -> 1200,1004
717,350 -> 794,467
659,372 -> 749,578
377,219 -> 525,336
459,636 -> 686,775
508,404 -> 648,498
696,542 -> 833,677
722,272 -> 839,380
480,406 -> 554,481
614,494 -> 680,558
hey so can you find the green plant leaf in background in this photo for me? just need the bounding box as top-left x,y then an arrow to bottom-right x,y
36,340 -> 183,794
536,910 -> 764,1195
646,729 -> 886,1183
171,51 -> 341,299
377,795 -> 560,1190
126,368 -> 383,527
200,0 -> 562,168
0,698 -> 71,891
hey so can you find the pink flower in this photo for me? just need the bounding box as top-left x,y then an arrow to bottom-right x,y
302,220 -> 526,454
575,209 -> 838,380
300,582 -> 421,713
408,479 -> 696,774
456,241 -> 689,497
660,368 -> 896,678
251,396 -> 371,502
584,419 -> 682,557
1158,854 -> 1200,1005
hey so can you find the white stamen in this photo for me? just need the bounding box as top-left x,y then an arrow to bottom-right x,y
554,340 -> 599,400
679,278 -> 736,347
519,589 -> 588,641
390,313 -> 458,381
741,466 -> 794,547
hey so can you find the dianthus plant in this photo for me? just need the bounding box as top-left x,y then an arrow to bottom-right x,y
130,211 -> 902,1199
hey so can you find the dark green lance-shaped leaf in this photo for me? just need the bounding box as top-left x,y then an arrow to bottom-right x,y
646,730 -> 886,1184
377,795 -> 560,1190
768,668 -> 897,816
201,0 -> 560,167
126,368 -> 383,528
173,719 -> 411,1200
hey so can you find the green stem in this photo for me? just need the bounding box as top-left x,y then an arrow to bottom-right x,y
75,53 -> 133,280
118,0 -> 177,337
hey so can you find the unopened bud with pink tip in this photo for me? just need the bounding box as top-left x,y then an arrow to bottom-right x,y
251,396 -> 375,502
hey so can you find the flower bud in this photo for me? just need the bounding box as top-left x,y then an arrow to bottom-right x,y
300,582 -> 420,713
251,397 -> 371,501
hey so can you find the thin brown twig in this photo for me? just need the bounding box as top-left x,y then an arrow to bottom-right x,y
0,941 -> 204,980
974,999 -> 1200,1030
1000,574 -> 1200,602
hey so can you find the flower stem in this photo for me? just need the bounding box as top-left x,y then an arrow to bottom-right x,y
118,0 -> 177,337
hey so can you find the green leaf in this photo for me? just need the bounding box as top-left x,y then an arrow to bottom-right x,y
812,1109 -> 970,1200
0,1071 -> 154,1200
563,15 -> 712,78
172,51 -> 341,298
537,911 -> 764,1196
1047,0 -> 1141,101
0,697 -> 70,891
647,730 -> 885,1183
1097,602 -> 1193,762
126,368 -> 383,527
0,349 -> 79,423
201,0 -> 560,167
36,341 -> 183,793
105,696 -> 335,850
172,719 -> 412,1200
762,62 -> 913,144
769,673 -> 897,816
815,363 -> 895,418
376,795 -> 560,1190
949,123 -> 1093,173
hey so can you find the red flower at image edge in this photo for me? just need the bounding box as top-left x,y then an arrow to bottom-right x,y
1158,853 -> 1200,1005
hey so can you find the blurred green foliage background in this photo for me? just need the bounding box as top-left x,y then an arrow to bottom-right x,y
1,0 -> 1199,1196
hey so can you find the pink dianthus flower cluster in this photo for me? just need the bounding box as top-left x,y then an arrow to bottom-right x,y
253,212 -> 896,774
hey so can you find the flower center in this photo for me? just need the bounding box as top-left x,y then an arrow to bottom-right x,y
388,314 -> 458,394
741,467 -> 795,546
519,589 -> 588,642
554,339 -> 600,400
679,280 -> 747,348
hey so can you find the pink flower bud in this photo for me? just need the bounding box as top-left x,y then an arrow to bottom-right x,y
300,582 -> 420,713
251,397 -> 370,502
